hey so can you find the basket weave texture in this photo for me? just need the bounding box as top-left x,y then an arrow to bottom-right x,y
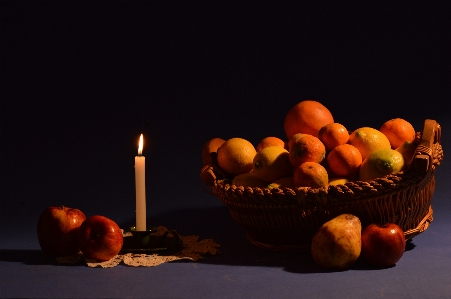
201,119 -> 444,253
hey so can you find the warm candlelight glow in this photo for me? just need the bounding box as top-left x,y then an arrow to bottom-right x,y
138,134 -> 143,156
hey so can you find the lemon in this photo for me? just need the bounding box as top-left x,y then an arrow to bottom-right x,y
268,176 -> 295,189
349,127 -> 391,160
232,172 -> 267,188
359,148 -> 405,181
253,146 -> 293,183
395,140 -> 417,165
328,178 -> 348,186
293,161 -> 329,188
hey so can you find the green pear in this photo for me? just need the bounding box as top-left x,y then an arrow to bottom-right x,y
311,214 -> 362,270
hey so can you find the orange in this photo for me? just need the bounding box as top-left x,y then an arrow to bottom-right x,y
268,176 -> 295,189
380,118 -> 416,149
288,133 -> 326,168
256,136 -> 286,152
201,137 -> 225,165
293,162 -> 329,188
327,144 -> 362,177
252,146 -> 293,183
348,127 -> 391,160
318,123 -> 350,151
284,100 -> 334,139
217,137 -> 256,177
232,172 -> 267,188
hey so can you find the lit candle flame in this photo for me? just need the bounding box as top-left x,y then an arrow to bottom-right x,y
138,134 -> 143,156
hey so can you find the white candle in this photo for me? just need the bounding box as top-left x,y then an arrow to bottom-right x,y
135,134 -> 146,231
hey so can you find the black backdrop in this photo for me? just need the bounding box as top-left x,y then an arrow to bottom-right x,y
1,0 -> 450,243
2,2 -> 451,298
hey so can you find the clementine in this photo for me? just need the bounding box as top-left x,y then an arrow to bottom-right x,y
318,123 -> 350,151
327,144 -> 362,178
288,133 -> 326,168
380,118 -> 416,149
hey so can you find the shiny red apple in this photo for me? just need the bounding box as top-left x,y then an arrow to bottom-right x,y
37,205 -> 86,257
77,215 -> 124,261
361,223 -> 406,267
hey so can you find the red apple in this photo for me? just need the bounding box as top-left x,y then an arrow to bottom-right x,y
361,223 -> 406,267
37,205 -> 86,257
77,215 -> 124,261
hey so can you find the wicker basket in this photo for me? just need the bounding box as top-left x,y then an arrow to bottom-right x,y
201,119 -> 444,253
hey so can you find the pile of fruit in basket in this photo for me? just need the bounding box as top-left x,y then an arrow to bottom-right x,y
201,100 -> 419,269
201,100 -> 417,190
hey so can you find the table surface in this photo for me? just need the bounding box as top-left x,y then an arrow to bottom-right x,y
1,1 -> 451,298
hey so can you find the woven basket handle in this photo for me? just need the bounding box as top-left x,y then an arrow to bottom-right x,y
413,119 -> 441,173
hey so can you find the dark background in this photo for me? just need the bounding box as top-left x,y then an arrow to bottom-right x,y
1,1 -> 450,298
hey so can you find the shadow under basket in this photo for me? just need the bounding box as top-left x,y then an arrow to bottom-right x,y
201,119 -> 444,253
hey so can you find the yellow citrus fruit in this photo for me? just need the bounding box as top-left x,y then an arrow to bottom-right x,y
232,172 -> 268,188
328,178 -> 348,186
288,133 -> 326,168
256,136 -> 286,152
284,100 -> 334,139
380,118 -> 416,149
318,123 -> 350,151
359,148 -> 405,181
395,140 -> 417,165
253,146 -> 293,183
326,144 -> 362,178
293,162 -> 329,188
217,137 -> 256,177
267,176 -> 295,189
348,127 -> 391,161
201,137 -> 225,165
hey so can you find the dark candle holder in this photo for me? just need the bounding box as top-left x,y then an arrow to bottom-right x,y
121,226 -> 183,255
129,226 -> 158,248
